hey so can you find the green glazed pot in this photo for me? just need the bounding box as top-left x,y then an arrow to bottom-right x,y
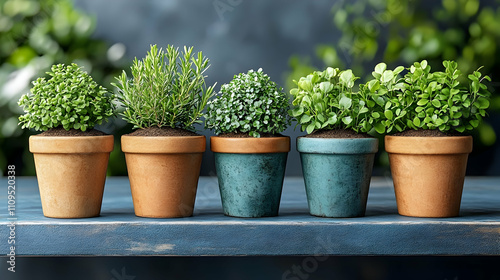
297,137 -> 378,218
211,136 -> 290,218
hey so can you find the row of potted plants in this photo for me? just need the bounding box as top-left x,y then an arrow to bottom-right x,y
18,45 -> 491,219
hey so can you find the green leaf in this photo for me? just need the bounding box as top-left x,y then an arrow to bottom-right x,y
393,66 -> 405,75
385,101 -> 392,110
339,96 -> 352,109
381,70 -> 394,83
384,110 -> 393,120
317,114 -> 325,122
291,107 -> 304,117
469,119 -> 480,128
319,81 -> 333,93
340,70 -> 355,88
306,123 -> 315,134
374,63 -> 386,74
301,95 -> 312,106
298,79 -> 313,92
300,115 -> 312,123
417,99 -> 429,106
474,98 -> 490,109
431,99 -> 441,107
374,123 -> 385,134
342,116 -> 353,125
421,60 -> 428,69
413,117 -> 421,127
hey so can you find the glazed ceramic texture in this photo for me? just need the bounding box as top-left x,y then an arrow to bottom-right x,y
297,137 -> 378,218
385,135 -> 473,218
29,135 -> 114,218
122,135 -> 206,218
211,136 -> 290,218
215,153 -> 287,217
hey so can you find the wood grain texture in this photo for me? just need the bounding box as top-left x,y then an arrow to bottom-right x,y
1,177 -> 499,256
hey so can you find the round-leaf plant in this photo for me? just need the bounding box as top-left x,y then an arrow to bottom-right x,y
205,68 -> 290,138
373,60 -> 491,134
113,44 -> 215,131
288,67 -> 386,135
18,63 -> 115,132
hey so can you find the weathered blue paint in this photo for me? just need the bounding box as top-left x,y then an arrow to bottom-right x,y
0,177 -> 500,256
214,152 -> 287,217
297,137 -> 378,218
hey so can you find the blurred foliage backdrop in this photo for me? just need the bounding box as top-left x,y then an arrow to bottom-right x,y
1,0 -> 500,175
0,0 -> 129,176
287,0 -> 500,146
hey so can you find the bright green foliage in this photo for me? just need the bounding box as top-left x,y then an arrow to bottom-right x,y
18,63 -> 115,131
375,60 -> 491,133
113,45 -> 215,131
205,68 -> 290,138
289,67 -> 386,134
285,0 -> 500,144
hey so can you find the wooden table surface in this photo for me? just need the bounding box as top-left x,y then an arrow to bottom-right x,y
1,177 -> 499,256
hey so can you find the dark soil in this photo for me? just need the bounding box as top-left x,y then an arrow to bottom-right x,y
39,127 -> 107,136
127,127 -> 199,136
304,129 -> 371,139
218,132 -> 283,138
392,129 -> 466,137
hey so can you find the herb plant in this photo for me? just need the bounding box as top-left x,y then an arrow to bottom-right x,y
205,68 -> 290,137
113,44 -> 215,131
18,63 -> 115,132
375,60 -> 491,133
288,67 -> 385,134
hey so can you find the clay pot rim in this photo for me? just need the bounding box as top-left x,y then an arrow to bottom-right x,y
122,135 -> 206,154
29,135 -> 114,154
210,136 -> 290,154
297,136 -> 378,154
385,135 -> 473,154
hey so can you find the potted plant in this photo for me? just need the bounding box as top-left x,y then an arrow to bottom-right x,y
18,63 -> 115,218
377,60 -> 491,217
289,67 -> 382,218
205,68 -> 291,218
113,45 -> 215,218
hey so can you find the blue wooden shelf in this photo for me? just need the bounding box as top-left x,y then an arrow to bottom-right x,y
1,177 -> 499,256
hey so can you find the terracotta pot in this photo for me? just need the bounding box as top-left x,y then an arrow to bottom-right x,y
385,135 -> 473,218
121,135 -> 205,218
29,135 -> 114,218
211,136 -> 290,218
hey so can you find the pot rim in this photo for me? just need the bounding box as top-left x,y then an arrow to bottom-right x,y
122,135 -> 206,154
297,136 -> 378,154
385,135 -> 473,154
210,136 -> 290,154
29,135 -> 114,154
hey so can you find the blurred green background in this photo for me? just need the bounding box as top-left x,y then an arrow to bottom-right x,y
1,0 -> 500,176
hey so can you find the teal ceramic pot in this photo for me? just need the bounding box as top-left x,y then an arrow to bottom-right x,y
297,137 -> 378,218
211,136 -> 290,218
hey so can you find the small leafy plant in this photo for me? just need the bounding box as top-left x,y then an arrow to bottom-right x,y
18,63 -> 115,131
205,68 -> 290,137
113,44 -> 215,131
374,60 -> 491,133
288,67 -> 385,134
